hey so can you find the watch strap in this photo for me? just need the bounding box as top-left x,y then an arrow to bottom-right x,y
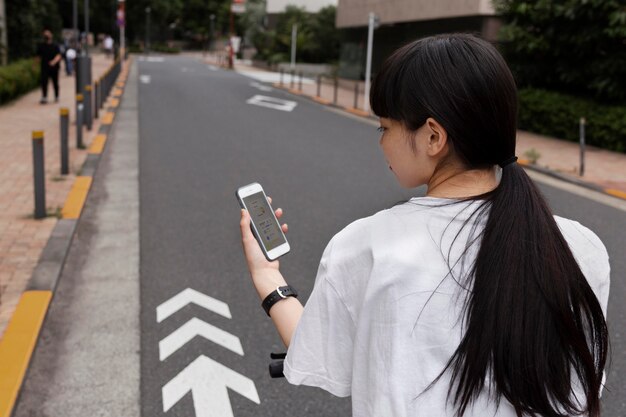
262,285 -> 298,317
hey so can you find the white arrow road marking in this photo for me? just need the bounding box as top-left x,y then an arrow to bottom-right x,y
156,288 -> 231,323
163,355 -> 260,416
159,318 -> 244,361
246,95 -> 297,112
249,82 -> 273,92
139,75 -> 151,84
207,65 -> 218,71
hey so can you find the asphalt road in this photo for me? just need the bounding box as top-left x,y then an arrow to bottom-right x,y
136,55 -> 625,417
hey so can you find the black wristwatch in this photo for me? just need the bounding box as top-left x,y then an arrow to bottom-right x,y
262,285 -> 298,317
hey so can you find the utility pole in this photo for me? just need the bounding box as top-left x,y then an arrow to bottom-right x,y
145,7 -> 151,53
73,0 -> 78,48
118,0 -> 125,59
0,0 -> 7,65
84,0 -> 90,55
290,23 -> 297,70
363,12 -> 379,113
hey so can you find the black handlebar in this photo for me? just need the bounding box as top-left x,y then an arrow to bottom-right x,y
269,352 -> 286,378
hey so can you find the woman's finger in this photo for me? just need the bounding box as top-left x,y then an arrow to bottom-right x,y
275,207 -> 283,219
282,223 -> 288,233
240,209 -> 253,241
267,196 -> 272,205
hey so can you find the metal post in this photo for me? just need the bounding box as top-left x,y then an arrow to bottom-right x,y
364,12 -> 376,113
60,108 -> 69,175
317,75 -> 321,97
290,70 -> 295,89
579,117 -> 586,176
333,77 -> 338,105
290,23 -> 297,70
32,131 -> 46,219
94,81 -> 99,119
76,94 -> 84,148
84,84 -> 92,130
298,71 -> 303,91
353,82 -> 359,109
145,7 -> 151,53
73,0 -> 78,49
0,0 -> 8,66
279,69 -> 284,87
84,0 -> 90,55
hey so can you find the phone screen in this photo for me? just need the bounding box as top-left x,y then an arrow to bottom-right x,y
243,192 -> 286,251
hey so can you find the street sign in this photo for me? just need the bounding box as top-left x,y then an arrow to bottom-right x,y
231,3 -> 246,13
117,2 -> 125,28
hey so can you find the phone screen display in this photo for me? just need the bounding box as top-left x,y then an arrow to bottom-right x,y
243,192 -> 286,251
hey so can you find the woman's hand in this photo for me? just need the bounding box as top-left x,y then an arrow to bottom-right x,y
239,197 -> 289,298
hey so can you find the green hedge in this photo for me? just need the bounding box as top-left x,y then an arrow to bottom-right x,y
0,59 -> 40,105
518,88 -> 626,153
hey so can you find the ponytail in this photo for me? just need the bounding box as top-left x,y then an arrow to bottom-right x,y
446,164 -> 608,416
370,34 -> 608,416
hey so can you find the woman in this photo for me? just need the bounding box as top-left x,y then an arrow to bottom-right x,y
239,34 -> 610,417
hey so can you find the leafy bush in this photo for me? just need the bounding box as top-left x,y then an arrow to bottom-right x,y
518,88 -> 626,153
495,0 -> 626,103
0,59 -> 40,105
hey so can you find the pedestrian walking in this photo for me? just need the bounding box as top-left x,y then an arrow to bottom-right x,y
239,34 -> 609,417
36,30 -> 62,104
103,35 -> 114,58
65,46 -> 76,76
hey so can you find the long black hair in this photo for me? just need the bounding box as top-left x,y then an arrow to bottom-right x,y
370,34 -> 608,417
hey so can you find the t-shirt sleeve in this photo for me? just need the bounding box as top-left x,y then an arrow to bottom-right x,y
283,239 -> 356,397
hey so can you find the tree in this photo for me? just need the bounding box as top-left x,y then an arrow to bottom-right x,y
5,0 -> 62,61
248,4 -> 341,64
495,0 -> 626,103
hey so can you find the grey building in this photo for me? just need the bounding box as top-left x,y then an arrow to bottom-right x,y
336,0 -> 501,79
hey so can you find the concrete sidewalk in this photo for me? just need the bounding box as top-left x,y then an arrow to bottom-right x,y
0,53 -> 117,337
208,54 -> 626,198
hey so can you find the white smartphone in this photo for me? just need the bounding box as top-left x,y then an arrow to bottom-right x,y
236,182 -> 290,261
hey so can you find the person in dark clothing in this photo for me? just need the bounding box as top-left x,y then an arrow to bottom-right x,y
36,30 -> 62,104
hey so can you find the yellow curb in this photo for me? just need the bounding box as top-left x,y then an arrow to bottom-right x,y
312,96 -> 331,105
109,98 -> 120,108
112,88 -> 123,98
101,112 -> 115,125
116,82 -> 125,87
272,83 -> 286,88
345,107 -> 371,117
288,89 -> 303,95
518,159 -> 531,165
605,188 -> 626,200
61,176 -> 92,219
88,134 -> 107,154
0,291 -> 52,417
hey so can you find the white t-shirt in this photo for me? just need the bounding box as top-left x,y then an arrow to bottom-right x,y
284,197 -> 610,417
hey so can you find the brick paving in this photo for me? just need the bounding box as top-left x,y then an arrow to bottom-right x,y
0,53 -> 116,337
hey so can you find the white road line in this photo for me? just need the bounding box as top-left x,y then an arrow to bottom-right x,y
162,355 -> 260,417
250,82 -> 273,92
207,65 -> 218,71
156,288 -> 231,322
246,95 -> 297,112
159,318 -> 244,361
525,170 -> 626,211
139,75 -> 151,84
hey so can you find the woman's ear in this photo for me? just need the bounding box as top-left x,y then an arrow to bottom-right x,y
425,117 -> 448,157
